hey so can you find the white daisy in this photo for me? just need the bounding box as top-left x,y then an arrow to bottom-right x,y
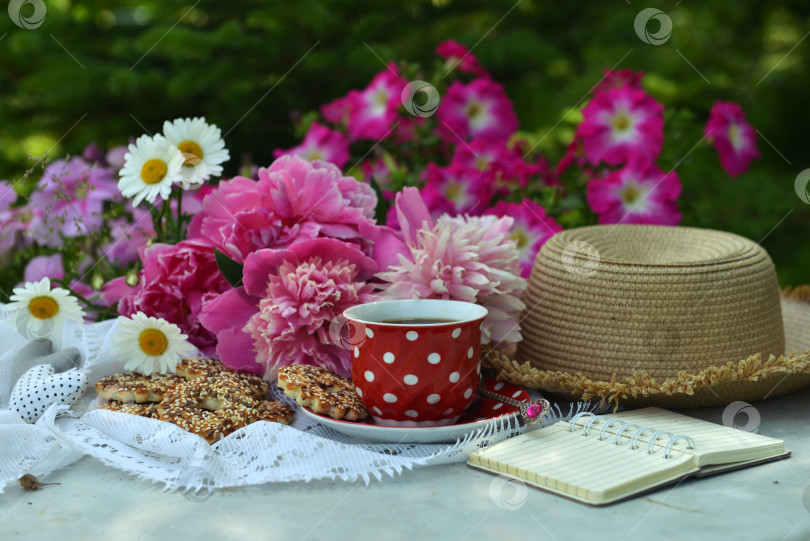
177,157 -> 209,191
118,134 -> 184,207
162,117 -> 230,183
112,312 -> 196,375
8,278 -> 85,341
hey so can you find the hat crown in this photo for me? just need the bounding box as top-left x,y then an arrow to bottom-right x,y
518,225 -> 785,382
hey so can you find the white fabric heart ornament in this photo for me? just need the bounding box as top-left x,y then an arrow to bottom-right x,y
10,364 -> 88,423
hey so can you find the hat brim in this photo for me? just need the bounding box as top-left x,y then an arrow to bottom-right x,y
484,287 -> 810,410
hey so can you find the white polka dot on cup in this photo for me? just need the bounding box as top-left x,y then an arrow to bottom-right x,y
493,403 -> 503,410
354,347 -> 359,358
406,331 -> 418,341
373,406 -> 382,415
403,374 -> 418,385
494,382 -> 505,391
426,394 -> 441,404
452,328 -> 461,339
383,352 -> 395,364
512,390 -> 522,398
364,371 -> 374,382
365,328 -> 374,339
449,372 -> 460,383
463,388 -> 473,399
467,347 -> 474,359
356,387 -> 363,397
405,410 -> 418,418
427,353 -> 441,364
443,408 -> 454,416
383,393 -> 398,403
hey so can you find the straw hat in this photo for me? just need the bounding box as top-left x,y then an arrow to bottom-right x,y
484,225 -> 810,409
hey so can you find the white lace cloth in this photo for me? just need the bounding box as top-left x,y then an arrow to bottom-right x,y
0,311 -> 593,494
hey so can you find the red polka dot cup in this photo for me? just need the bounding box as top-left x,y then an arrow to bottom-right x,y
343,299 -> 488,427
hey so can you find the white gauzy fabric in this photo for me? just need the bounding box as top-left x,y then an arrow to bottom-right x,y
0,311 -> 598,494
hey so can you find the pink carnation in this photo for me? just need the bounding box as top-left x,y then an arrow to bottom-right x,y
116,239 -> 231,356
578,87 -> 664,166
321,95 -> 352,126
346,63 -> 407,141
587,160 -> 681,225
436,40 -> 488,77
273,121 -> 350,168
450,138 -> 547,193
437,78 -> 519,144
484,200 -> 562,278
30,157 -> 119,247
378,188 -> 527,344
188,155 -> 378,263
704,101 -> 760,177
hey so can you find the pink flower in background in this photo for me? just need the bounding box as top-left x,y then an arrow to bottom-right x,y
587,160 -> 681,225
30,157 -> 119,247
273,121 -> 350,168
321,95 -> 352,126
23,254 -> 65,282
0,181 -> 25,255
188,156 -> 378,262
436,40 -> 488,77
594,68 -> 644,94
104,207 -> 154,267
378,188 -> 526,344
116,239 -> 231,356
346,63 -> 407,141
484,200 -> 562,278
242,238 -> 378,378
105,145 -> 129,170
421,164 -> 492,217
450,138 -> 545,192
437,78 -> 519,144
361,157 -> 397,193
705,101 -> 760,177
578,87 -> 664,166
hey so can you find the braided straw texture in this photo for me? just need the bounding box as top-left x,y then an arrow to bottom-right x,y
487,226 -> 810,410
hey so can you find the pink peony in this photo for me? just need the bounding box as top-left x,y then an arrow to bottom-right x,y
436,40 -> 488,77
578,87 -> 664,167
199,238 -> 378,378
437,78 -> 519,144
23,254 -> 65,282
345,63 -> 407,141
243,239 -> 378,378
587,160 -> 681,225
704,101 -> 760,177
273,121 -> 350,168
378,188 -> 527,344
188,155 -> 378,263
484,200 -> 562,278
116,239 -> 231,356
421,163 -> 492,217
30,157 -> 119,247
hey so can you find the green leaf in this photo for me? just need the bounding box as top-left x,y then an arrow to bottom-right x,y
214,249 -> 244,287
370,177 -> 390,226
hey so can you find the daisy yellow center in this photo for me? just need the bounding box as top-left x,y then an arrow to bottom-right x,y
140,159 -> 168,185
139,329 -> 169,356
178,140 -> 203,166
621,183 -> 642,204
28,296 -> 59,320
611,111 -> 632,132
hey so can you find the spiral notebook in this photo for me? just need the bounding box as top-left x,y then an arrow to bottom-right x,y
468,407 -> 789,505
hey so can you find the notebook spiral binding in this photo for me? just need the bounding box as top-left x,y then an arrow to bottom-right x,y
568,412 -> 696,459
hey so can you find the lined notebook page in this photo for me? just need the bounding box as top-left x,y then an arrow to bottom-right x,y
570,408 -> 785,467
470,423 -> 695,503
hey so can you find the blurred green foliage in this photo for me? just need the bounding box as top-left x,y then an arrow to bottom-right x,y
0,0 -> 808,284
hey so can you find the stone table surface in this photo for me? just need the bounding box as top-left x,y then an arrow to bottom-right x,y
4,387 -> 810,541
